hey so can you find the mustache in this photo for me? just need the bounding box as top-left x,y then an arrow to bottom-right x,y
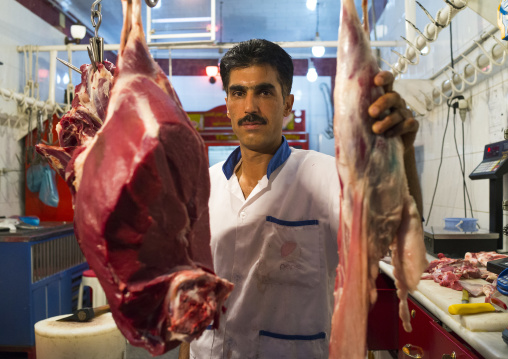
237,114 -> 267,126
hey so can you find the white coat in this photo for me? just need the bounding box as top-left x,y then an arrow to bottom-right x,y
191,137 -> 340,359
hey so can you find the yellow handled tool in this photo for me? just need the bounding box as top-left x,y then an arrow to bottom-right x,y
448,303 -> 496,315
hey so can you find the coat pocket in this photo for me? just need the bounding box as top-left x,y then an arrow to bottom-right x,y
257,330 -> 326,359
255,216 -> 321,288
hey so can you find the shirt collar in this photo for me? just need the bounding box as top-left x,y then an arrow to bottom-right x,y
222,136 -> 291,180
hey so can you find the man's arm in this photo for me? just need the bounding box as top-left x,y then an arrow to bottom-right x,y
178,342 -> 190,359
403,146 -> 423,216
368,71 -> 423,217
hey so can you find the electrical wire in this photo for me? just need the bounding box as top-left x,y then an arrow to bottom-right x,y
425,104 -> 451,227
452,111 -> 474,219
449,19 -> 475,223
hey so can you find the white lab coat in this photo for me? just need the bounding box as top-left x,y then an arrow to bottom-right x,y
191,138 -> 340,359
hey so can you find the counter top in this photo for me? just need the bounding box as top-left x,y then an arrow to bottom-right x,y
0,221 -> 74,242
379,259 -> 508,359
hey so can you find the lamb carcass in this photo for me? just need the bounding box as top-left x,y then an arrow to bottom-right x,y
329,0 -> 427,357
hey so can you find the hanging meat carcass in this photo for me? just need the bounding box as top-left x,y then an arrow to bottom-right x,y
36,0 -> 233,355
329,0 -> 428,357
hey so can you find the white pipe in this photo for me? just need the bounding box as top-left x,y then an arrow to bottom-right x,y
18,40 -> 402,53
404,0 -> 416,43
0,88 -> 60,113
150,32 -> 214,39
147,2 -> 152,44
211,0 -> 216,43
48,50 -> 57,104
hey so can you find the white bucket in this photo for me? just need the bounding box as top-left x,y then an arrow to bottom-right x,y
34,313 -> 126,359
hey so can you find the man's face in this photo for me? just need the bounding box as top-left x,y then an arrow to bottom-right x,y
225,64 -> 294,154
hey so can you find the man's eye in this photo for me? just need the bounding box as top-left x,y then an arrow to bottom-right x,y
232,91 -> 244,97
260,90 -> 271,96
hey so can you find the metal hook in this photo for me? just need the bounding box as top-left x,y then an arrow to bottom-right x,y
447,65 -> 477,86
414,1 -> 445,28
405,19 -> 437,42
445,0 -> 468,11
145,0 -> 159,8
57,58 -> 82,75
443,68 -> 466,93
379,57 -> 403,77
391,49 -> 419,66
91,0 -> 102,38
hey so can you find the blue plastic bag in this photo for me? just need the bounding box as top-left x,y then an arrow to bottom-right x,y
26,164 -> 44,193
39,164 -> 59,207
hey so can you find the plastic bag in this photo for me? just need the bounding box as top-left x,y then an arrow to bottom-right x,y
26,164 -> 44,193
39,164 -> 59,207
498,0 -> 508,40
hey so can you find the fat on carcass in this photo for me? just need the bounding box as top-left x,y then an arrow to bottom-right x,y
329,0 -> 428,357
36,0 -> 233,355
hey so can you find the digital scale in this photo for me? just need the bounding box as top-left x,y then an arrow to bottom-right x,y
469,140 -> 508,180
469,139 -> 508,249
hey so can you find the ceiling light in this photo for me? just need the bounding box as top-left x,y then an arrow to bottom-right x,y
206,66 -> 219,77
206,65 -> 219,84
65,23 -> 86,45
306,0 -> 317,11
306,60 -> 318,82
312,33 -> 325,57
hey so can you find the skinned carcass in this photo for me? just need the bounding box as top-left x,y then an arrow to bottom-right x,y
329,0 -> 427,357
36,0 -> 233,355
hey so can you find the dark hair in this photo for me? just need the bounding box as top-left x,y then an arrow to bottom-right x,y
219,39 -> 294,98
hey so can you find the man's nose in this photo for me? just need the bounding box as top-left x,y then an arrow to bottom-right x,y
244,92 -> 259,113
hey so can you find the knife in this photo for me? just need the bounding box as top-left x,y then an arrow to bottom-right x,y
57,304 -> 110,322
462,289 -> 469,304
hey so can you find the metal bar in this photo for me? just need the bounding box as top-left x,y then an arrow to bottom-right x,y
146,1 -> 152,44
18,40 -> 402,53
210,0 -> 216,43
150,32 -> 214,39
152,17 -> 212,23
48,50 -> 57,104
404,0 -> 416,43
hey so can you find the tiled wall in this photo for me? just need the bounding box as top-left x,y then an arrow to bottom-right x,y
378,1 -> 508,249
0,1 -> 88,217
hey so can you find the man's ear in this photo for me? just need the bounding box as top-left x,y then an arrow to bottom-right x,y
225,96 -> 230,118
283,94 -> 295,117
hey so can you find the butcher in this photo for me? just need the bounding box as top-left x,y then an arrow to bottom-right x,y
179,39 -> 423,359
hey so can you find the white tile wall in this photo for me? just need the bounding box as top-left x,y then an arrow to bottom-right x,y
0,2 -> 89,216
377,0 -> 508,249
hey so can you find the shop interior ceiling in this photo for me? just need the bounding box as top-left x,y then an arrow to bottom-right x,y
52,0 -> 373,59
5,0 -> 501,136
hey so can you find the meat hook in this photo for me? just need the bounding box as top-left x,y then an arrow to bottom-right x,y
415,1 -> 446,28
91,0 -> 102,38
57,57 -> 82,75
88,0 -> 104,68
145,0 -> 159,8
445,0 -> 468,11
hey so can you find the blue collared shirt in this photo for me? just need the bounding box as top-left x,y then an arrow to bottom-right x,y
222,136 -> 292,180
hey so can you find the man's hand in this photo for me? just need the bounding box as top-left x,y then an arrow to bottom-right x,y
368,71 -> 419,153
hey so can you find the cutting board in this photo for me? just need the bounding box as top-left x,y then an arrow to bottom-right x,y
417,279 -> 508,332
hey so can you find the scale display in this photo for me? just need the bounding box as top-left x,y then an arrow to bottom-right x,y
470,140 -> 508,180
